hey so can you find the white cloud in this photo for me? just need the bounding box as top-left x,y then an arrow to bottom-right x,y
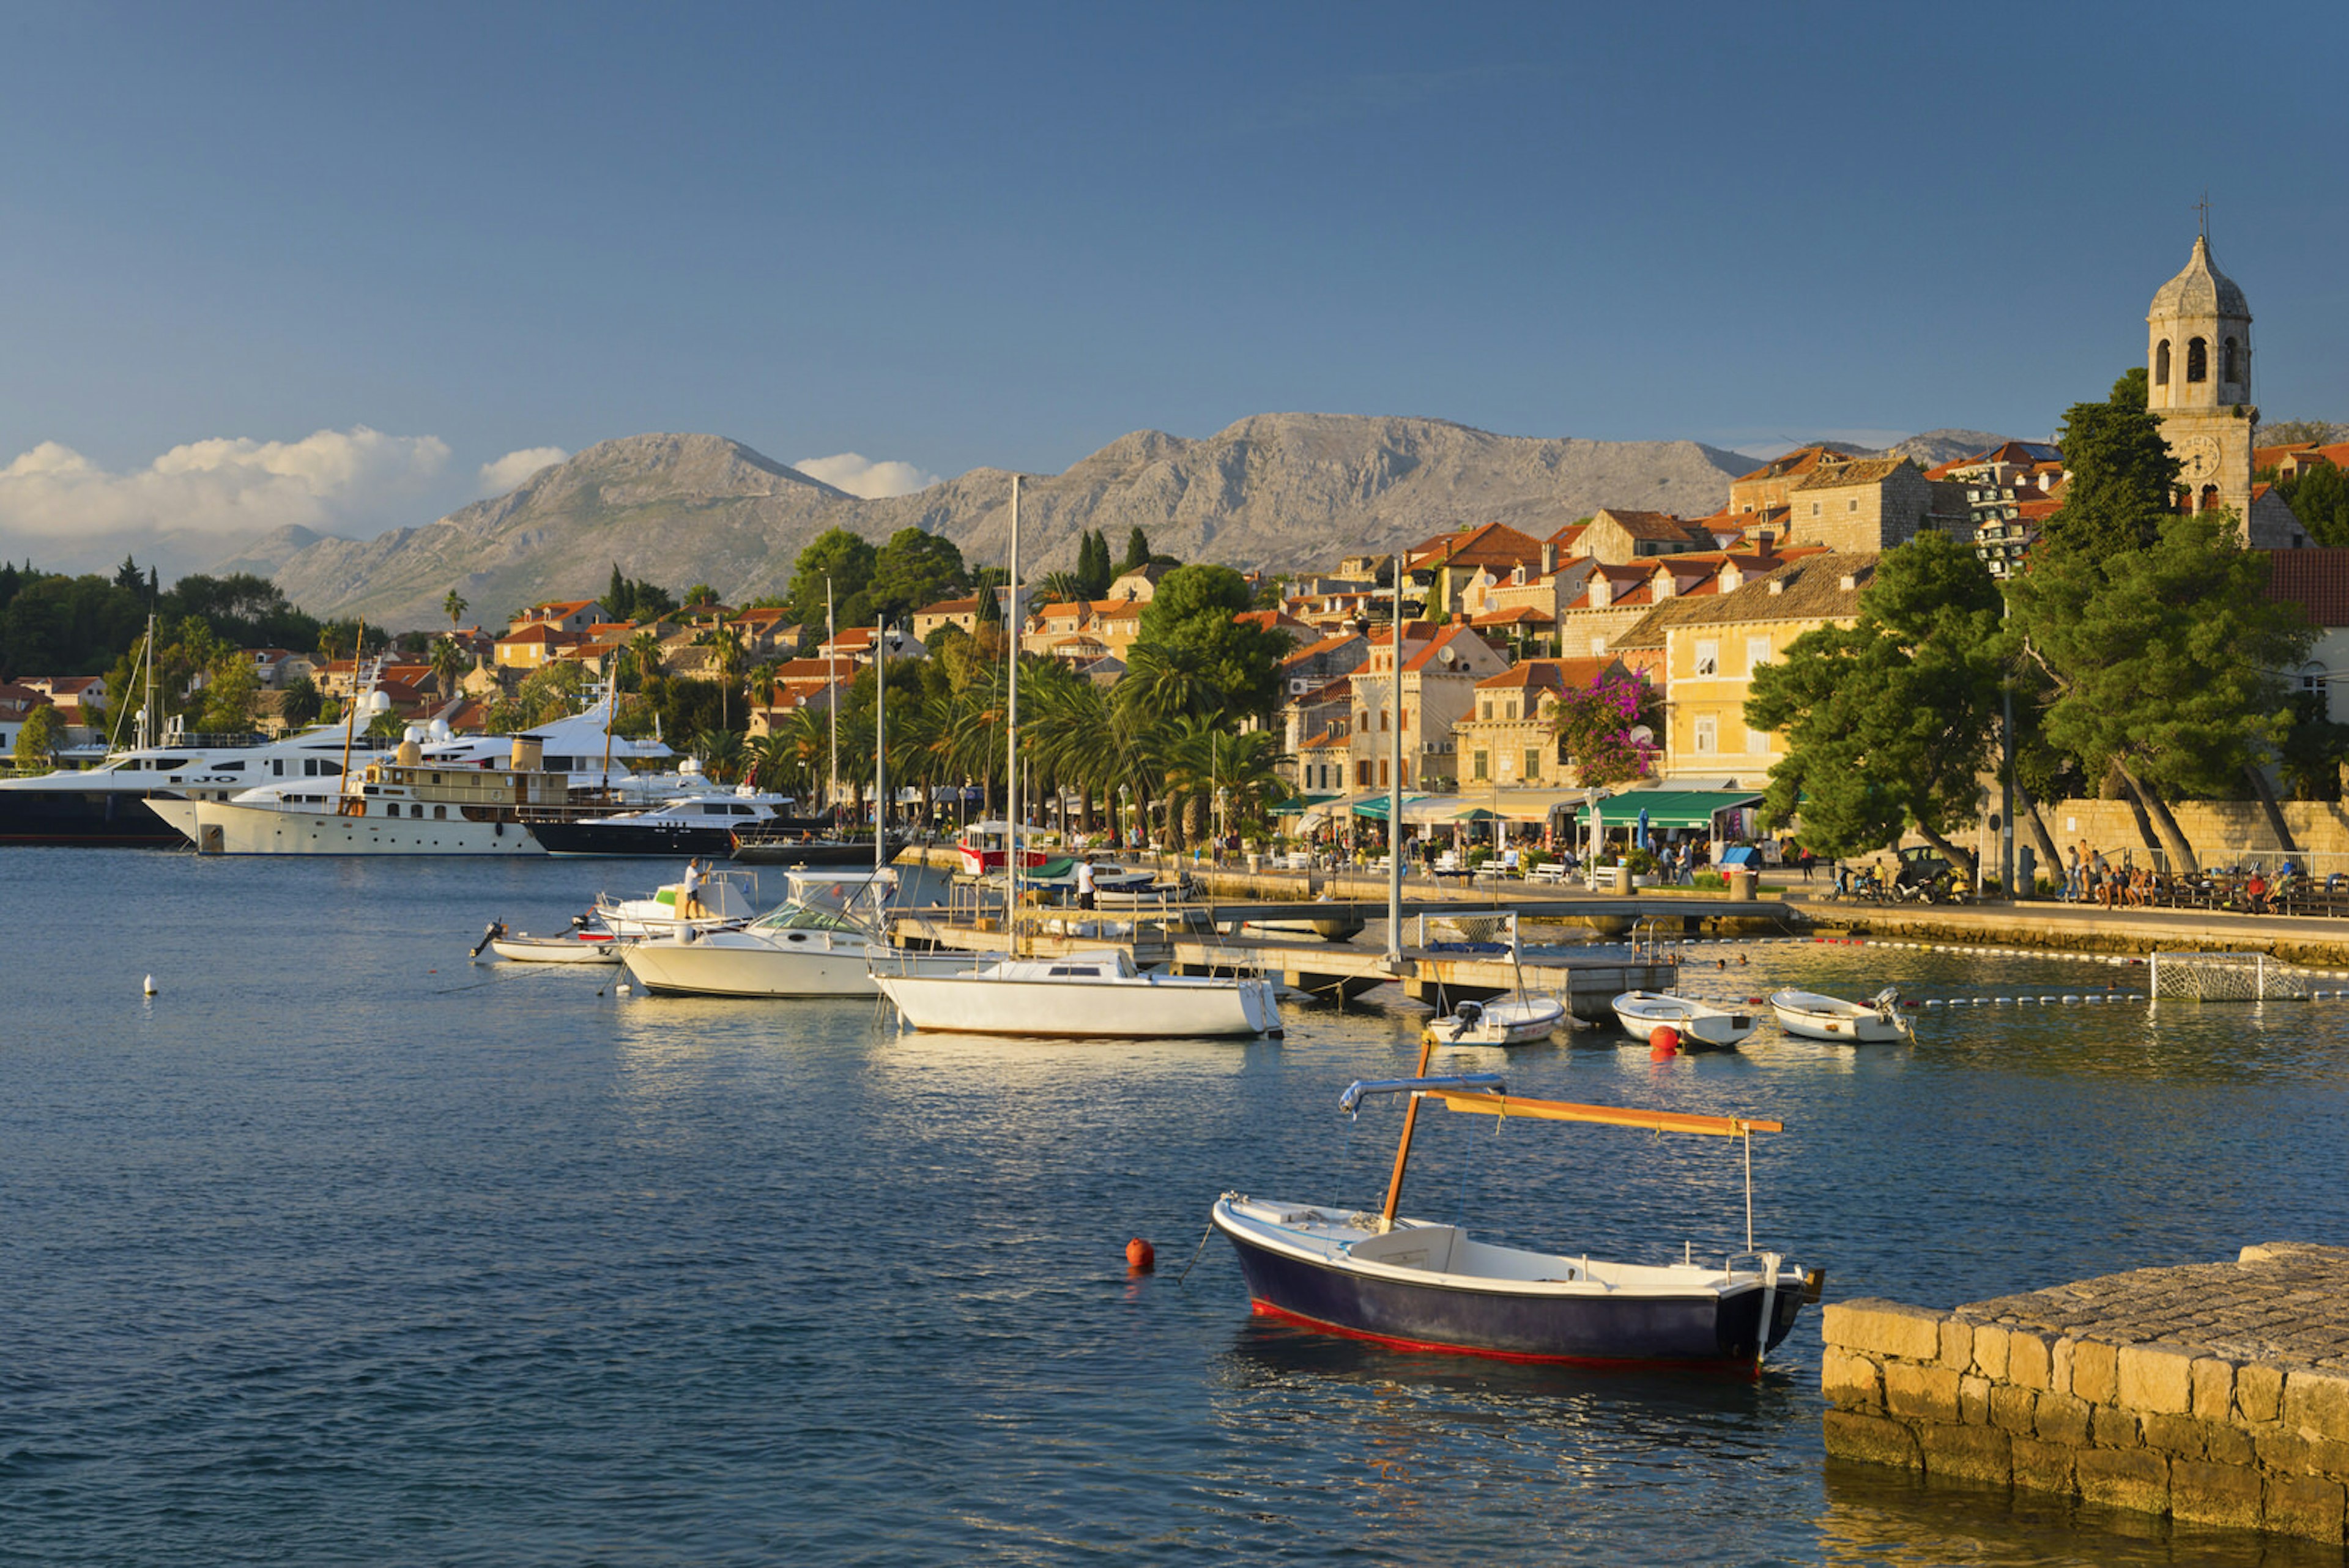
793,452 -> 940,499
478,446 -> 568,494
0,426 -> 451,542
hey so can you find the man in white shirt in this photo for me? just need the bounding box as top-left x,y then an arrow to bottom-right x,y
1075,855 -> 1097,910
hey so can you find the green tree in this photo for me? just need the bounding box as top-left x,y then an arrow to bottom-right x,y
866,528 -> 969,622
2038,370 -> 2178,563
1119,526 -> 1151,574
627,629 -> 666,689
280,674 -> 324,729
1746,534 -> 2006,872
684,583 -> 721,608
514,661 -> 587,727
429,635 -> 467,700
788,529 -> 879,631
13,703 -> 62,768
2279,463 -> 2349,548
1033,570 -> 1083,606
443,589 -> 468,632
1130,563 -> 1290,721
198,656 -> 262,734
2008,509 -> 2311,871
1075,530 -> 1112,599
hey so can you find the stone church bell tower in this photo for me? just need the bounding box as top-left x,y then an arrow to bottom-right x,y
2145,229 -> 2257,527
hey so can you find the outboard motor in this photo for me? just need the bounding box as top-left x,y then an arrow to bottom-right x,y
1871,986 -> 1901,1018
470,920 -> 507,959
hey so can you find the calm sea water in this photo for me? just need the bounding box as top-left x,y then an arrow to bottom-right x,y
5,851 -> 2349,1566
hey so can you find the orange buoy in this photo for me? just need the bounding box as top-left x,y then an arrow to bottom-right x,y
1126,1237 -> 1156,1271
1648,1025 -> 1680,1059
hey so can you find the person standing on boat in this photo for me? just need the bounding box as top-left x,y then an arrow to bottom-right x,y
680,858 -> 704,921
1075,854 -> 1097,911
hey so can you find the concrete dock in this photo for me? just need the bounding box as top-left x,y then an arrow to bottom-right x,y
1824,1243 -> 2349,1543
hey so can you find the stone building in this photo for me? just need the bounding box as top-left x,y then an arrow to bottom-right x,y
1343,623 -> 1508,792
1785,458 -> 1972,553
1729,446 -> 1860,515
1450,656 -> 1636,792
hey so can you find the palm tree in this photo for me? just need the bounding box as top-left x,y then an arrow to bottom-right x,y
628,629 -> 665,691
713,625 -> 748,730
429,635 -> 466,702
748,660 -> 781,723
443,589 -> 468,633
1155,719 -> 1286,847
695,727 -> 745,784
1034,569 -> 1084,606
1116,639 -> 1217,727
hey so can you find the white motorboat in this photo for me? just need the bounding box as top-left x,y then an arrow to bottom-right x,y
1612,990 -> 1757,1049
1422,994 -> 1568,1045
594,865 -> 758,937
621,870 -> 895,997
872,949 -> 1283,1039
1770,986 -> 1913,1043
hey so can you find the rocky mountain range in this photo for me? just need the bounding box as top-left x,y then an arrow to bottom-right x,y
223,414 -> 2014,628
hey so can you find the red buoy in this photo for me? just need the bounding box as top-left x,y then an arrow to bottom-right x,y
1648,1025 -> 1680,1059
1126,1237 -> 1156,1271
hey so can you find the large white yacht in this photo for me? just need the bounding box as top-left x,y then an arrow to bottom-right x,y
149,696 -> 674,856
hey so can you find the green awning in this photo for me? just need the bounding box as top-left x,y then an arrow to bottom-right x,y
1350,793 -> 1430,821
1594,789 -> 1763,829
1271,793 -> 1340,816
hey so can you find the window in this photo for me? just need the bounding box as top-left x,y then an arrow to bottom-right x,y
1378,760 -> 1389,786
1357,760 -> 1373,786
1694,715 -> 1718,753
1480,700 -> 1491,721
2224,336 -> 2240,383
1746,724 -> 1766,754
1472,751 -> 1488,780
1810,502 -> 1821,516
1505,700 -> 1518,721
1359,712 -> 1369,733
2156,338 -> 2170,385
1379,709 -> 1389,731
1524,748 -> 1541,778
2188,336 -> 2208,383
1746,636 -> 1772,673
1849,499 -> 1860,512
434,805 -> 447,820
1694,640 -> 1718,676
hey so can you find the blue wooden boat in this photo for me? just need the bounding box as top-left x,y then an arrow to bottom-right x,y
1212,1066 -> 1818,1368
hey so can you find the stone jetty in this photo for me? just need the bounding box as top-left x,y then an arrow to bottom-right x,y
1822,1243 -> 2349,1542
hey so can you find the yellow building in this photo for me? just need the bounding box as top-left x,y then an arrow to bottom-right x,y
1658,553 -> 1876,781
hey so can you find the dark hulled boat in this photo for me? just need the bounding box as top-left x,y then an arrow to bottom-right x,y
1212,1071 -> 1817,1369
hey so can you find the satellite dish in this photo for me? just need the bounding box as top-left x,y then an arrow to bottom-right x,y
403,724 -> 425,743
428,718 -> 454,743
680,757 -> 703,776
1628,725 -> 1654,746
366,690 -> 393,715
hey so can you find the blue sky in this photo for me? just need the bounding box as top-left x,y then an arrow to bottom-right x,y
2,1 -> 2345,568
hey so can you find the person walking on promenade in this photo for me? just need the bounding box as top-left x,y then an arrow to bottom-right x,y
2065,845 -> 2083,903
1798,844 -> 1816,882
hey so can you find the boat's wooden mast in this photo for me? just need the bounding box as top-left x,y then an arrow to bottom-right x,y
1376,1030 -> 1438,1232
338,618 -> 365,810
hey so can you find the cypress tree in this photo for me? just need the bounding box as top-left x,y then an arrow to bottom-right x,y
1120,526 -> 1151,575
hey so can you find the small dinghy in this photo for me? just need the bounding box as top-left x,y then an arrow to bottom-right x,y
1212,1066 -> 1818,1367
1612,990 -> 1755,1048
1422,994 -> 1568,1046
1770,986 -> 1913,1042
472,921 -> 625,965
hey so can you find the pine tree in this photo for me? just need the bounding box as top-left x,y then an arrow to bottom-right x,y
608,563 -> 629,620
1119,526 -> 1151,575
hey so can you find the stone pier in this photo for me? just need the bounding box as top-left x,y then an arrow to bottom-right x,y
1822,1243 -> 2349,1544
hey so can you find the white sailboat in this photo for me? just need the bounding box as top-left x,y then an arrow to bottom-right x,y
870,475 -> 1282,1041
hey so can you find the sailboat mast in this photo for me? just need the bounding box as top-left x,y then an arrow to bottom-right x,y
1005,475 -> 1022,933
826,578 -> 839,827
1387,553 -> 1403,965
874,613 -> 887,880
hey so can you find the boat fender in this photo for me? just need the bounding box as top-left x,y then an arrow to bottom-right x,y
1126,1238 -> 1156,1272
1648,1025 -> 1679,1059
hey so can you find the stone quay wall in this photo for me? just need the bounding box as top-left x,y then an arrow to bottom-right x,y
1822,1243 -> 2349,1544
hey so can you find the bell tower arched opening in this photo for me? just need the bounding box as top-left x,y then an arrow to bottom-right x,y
2187,337 -> 2208,382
